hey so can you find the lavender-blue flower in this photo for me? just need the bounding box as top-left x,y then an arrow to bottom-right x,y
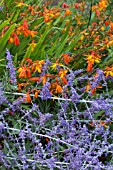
6,49 -> 17,85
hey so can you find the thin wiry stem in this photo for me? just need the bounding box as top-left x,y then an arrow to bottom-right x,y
4,156 -> 69,169
4,127 -> 78,149
5,91 -> 113,103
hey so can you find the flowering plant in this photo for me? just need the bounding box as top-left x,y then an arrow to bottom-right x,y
0,0 -> 113,169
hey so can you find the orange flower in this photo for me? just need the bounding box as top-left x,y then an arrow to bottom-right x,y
34,89 -> 40,98
44,16 -> 50,23
98,121 -> 108,128
62,53 -> 72,65
85,81 -> 91,92
101,26 -> 105,31
41,75 -> 47,85
51,61 -> 64,70
17,20 -> 37,38
25,58 -> 33,65
18,82 -> 30,92
45,137 -> 50,143
23,29 -> 31,37
33,60 -> 45,73
29,30 -> 37,38
16,27 -> 22,35
29,41 -> 37,52
86,52 -> 101,65
86,51 -> 101,72
58,69 -> 68,79
87,61 -> 93,72
16,0 -> 28,8
89,121 -> 111,128
76,18 -> 82,25
50,82 -> 62,94
8,36 -> 14,44
61,77 -> 68,84
29,77 -> 40,82
91,88 -> 96,95
104,66 -> 113,77
98,0 -> 107,11
41,74 -> 55,85
25,92 -> 31,103
14,34 -> 20,46
104,20 -> 109,27
18,66 -> 31,78
28,5 -> 36,15
54,12 -> 60,18
86,81 -> 102,95
23,19 -> 28,29
106,40 -> 113,48
8,32 -> 20,46
65,9 -> 72,16
110,22 -> 113,32
74,3 -> 79,9
55,84 -> 63,93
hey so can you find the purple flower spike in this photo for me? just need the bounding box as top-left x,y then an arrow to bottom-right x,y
0,82 -> 8,105
40,82 -> 52,100
6,49 -> 17,85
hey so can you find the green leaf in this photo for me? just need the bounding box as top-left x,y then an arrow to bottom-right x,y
0,0 -> 4,6
12,38 -> 30,56
6,0 -> 15,7
14,53 -> 18,63
32,25 -> 51,58
0,20 -> 9,30
29,17 -> 44,29
48,39 -> 58,56
53,12 -> 64,26
0,23 -> 16,52
60,23 -> 70,42
54,36 -> 68,58
0,64 -> 5,67
9,9 -> 20,23
0,59 -> 5,62
52,24 -> 71,58
21,104 -> 30,110
41,45 -> 46,59
94,110 -> 104,119
65,34 -> 82,53
91,12 -> 95,21
23,44 -> 32,59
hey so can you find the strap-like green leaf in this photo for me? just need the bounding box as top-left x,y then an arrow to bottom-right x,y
0,23 -> 16,52
65,34 -> 82,53
23,44 -> 32,59
54,36 -> 68,58
9,9 -> 20,23
32,25 -> 51,57
0,20 -> 9,31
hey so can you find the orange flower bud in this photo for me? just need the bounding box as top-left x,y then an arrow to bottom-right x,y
87,61 -> 93,72
8,37 -> 14,44
25,92 -> 31,103
14,34 -> 20,46
110,22 -> 113,32
104,20 -> 109,27
74,3 -> 79,9
65,9 -> 72,16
